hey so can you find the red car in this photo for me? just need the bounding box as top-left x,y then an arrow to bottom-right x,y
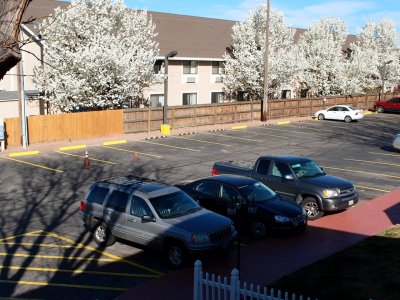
374,97 -> 400,113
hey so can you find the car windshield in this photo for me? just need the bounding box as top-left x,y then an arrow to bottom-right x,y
291,160 -> 325,179
237,182 -> 276,203
149,191 -> 201,219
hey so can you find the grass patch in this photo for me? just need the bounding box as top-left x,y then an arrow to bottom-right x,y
270,225 -> 400,300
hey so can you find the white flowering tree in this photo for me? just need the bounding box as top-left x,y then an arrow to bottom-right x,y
224,5 -> 300,100
33,0 -> 159,112
345,19 -> 400,95
297,18 -> 348,97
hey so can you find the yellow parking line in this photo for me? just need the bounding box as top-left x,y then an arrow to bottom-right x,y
231,125 -> 248,130
344,158 -> 400,167
0,252 -> 115,262
174,136 -> 232,146
102,140 -> 127,146
138,140 -> 201,152
0,265 -> 161,278
0,242 -> 91,249
277,121 -> 291,125
44,231 -> 164,276
0,280 -> 128,292
355,185 -> 390,193
262,127 -> 314,135
363,111 -> 373,115
9,151 -> 40,157
231,128 -> 289,139
1,157 -> 64,173
59,145 -> 86,151
369,152 -> 400,158
322,166 -> 400,179
101,145 -> 163,158
0,230 -> 43,242
202,132 -> 264,142
55,151 -> 116,165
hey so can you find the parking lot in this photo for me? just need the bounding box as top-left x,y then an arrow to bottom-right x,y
0,112 -> 399,299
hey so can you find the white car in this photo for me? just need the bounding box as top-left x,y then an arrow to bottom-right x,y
315,105 -> 364,123
393,134 -> 400,150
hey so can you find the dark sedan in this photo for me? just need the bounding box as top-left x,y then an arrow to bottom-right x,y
177,175 -> 307,239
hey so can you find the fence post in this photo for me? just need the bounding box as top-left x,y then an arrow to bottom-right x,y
194,260 -> 202,300
297,100 -> 300,117
251,101 -> 254,121
235,102 -> 238,123
230,268 -> 239,300
147,109 -> 151,134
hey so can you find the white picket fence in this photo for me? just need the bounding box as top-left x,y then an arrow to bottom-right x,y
193,260 -> 315,300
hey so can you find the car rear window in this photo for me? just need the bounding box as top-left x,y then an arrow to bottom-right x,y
106,190 -> 129,212
87,186 -> 109,205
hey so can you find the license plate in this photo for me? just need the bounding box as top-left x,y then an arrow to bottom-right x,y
348,200 -> 354,206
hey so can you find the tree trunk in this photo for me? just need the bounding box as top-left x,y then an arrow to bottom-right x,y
0,0 -> 32,80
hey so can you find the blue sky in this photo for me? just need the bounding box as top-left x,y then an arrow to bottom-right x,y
126,0 -> 400,34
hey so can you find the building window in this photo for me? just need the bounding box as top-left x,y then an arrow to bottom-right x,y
212,61 -> 225,74
237,91 -> 250,101
281,90 -> 291,99
150,94 -> 164,107
183,61 -> 198,74
211,92 -> 225,103
154,60 -> 163,74
182,93 -> 197,105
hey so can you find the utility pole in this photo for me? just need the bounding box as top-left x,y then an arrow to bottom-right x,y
261,0 -> 270,121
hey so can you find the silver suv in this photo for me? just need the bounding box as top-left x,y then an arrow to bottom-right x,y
80,176 -> 236,268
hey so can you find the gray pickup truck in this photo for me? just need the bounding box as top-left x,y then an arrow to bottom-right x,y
212,156 -> 358,220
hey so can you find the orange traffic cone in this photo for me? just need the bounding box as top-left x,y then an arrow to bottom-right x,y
134,151 -> 138,161
83,150 -> 91,169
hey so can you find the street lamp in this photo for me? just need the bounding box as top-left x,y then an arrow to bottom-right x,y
226,199 -> 258,277
163,51 -> 178,124
380,60 -> 393,101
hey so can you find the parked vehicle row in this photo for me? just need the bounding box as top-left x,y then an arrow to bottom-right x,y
211,156 -> 358,220
80,155 -> 360,268
80,176 -> 236,268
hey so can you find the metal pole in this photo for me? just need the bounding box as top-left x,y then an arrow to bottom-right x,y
17,61 -> 28,149
381,63 -> 386,101
163,57 -> 169,124
261,0 -> 270,121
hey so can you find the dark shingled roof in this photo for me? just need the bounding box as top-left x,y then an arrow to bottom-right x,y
23,0 -> 356,59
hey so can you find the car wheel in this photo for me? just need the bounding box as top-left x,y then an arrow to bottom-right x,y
344,115 -> 352,123
165,241 -> 186,269
301,197 -> 324,221
250,220 -> 267,239
93,222 -> 115,247
376,106 -> 384,113
318,114 -> 325,120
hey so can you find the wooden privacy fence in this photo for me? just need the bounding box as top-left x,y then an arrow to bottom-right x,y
193,260 -> 315,300
124,94 -> 379,134
2,94 -> 385,147
4,109 -> 123,147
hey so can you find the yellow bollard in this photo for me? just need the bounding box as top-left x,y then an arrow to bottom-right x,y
160,124 -> 171,135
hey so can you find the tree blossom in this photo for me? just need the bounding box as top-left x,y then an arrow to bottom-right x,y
223,5 -> 300,100
33,0 -> 160,112
346,19 -> 400,95
297,18 -> 348,97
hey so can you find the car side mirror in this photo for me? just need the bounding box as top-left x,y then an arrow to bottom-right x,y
284,174 -> 294,181
142,215 -> 155,222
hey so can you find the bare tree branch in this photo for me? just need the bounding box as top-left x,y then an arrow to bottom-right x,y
0,0 -> 32,80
